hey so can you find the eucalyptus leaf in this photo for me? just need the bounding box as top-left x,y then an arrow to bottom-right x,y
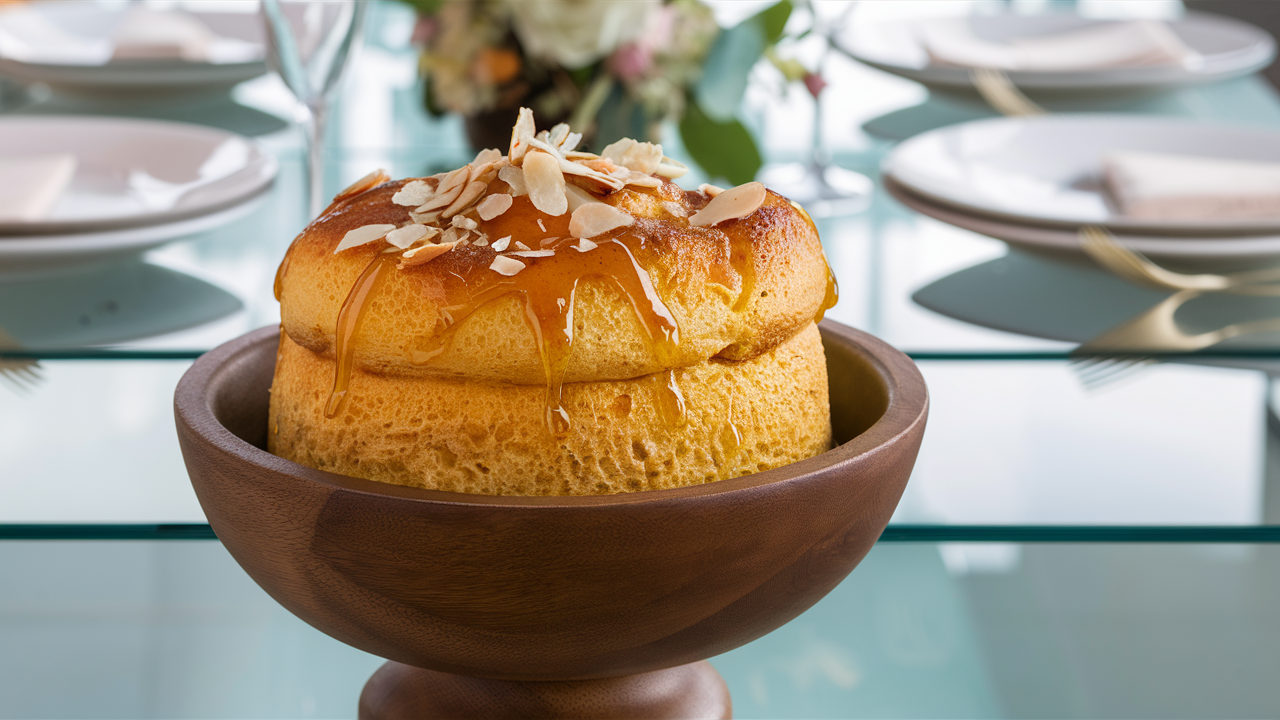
694,0 -> 793,123
678,102 -> 762,186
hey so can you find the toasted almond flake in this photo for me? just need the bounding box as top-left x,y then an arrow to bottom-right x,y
536,219 -> 547,232
547,124 -> 570,147
655,156 -> 689,179
334,169 -> 389,202
510,249 -> 555,258
469,160 -> 496,184
335,223 -> 396,253
565,150 -> 599,161
570,203 -> 634,239
415,180 -> 465,213
410,210 -> 441,224
473,148 -> 502,165
498,165 -> 527,196
490,255 -> 525,276
509,108 -> 536,165
399,241 -> 457,268
565,184 -> 603,212
575,238 -> 598,252
514,240 -> 532,251
562,155 -> 625,191
438,165 -> 471,194
625,172 -> 663,189
451,215 -> 478,230
524,151 -> 568,216
441,227 -> 461,244
492,235 -> 512,251
476,193 -> 513,221
601,138 -> 664,175
386,224 -> 435,249
698,183 -> 725,198
540,236 -> 560,247
472,234 -> 490,247
442,180 -> 488,218
391,180 -> 433,207
690,181 -> 766,227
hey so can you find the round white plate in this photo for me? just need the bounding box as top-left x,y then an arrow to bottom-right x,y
884,115 -> 1280,235
837,11 -> 1274,91
0,116 -> 276,235
0,195 -> 265,281
887,177 -> 1280,272
0,2 -> 266,92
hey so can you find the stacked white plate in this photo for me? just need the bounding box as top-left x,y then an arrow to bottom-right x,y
837,10 -> 1275,92
0,116 -> 277,279
0,1 -> 267,93
883,114 -> 1280,272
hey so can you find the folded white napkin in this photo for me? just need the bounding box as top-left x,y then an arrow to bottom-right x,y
0,154 -> 77,223
110,7 -> 216,62
1103,151 -> 1280,220
921,19 -> 1200,72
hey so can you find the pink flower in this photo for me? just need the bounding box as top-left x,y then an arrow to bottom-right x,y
610,42 -> 654,82
412,16 -> 437,46
803,72 -> 827,98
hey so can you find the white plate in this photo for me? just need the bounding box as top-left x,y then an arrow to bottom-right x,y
884,115 -> 1280,235
0,2 -> 266,92
0,116 -> 276,235
0,195 -> 265,280
837,11 -> 1274,91
887,177 -> 1280,273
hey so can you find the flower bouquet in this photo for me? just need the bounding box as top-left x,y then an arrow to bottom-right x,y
402,0 -> 793,184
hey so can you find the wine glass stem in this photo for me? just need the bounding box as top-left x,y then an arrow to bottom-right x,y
301,100 -> 328,221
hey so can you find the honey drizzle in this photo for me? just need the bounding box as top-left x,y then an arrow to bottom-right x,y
325,254 -> 394,418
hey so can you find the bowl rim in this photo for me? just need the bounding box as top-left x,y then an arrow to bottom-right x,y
175,320 -> 928,509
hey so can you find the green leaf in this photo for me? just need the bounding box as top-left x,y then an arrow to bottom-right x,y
693,1 -> 793,123
678,101 -> 762,186
758,0 -> 793,44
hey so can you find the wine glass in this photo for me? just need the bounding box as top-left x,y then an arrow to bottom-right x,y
260,0 -> 366,221
758,1 -> 871,218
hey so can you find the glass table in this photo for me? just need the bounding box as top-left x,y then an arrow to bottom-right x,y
3,1 -> 1280,717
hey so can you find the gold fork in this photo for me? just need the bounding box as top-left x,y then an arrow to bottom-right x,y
1070,288 -> 1280,389
1079,225 -> 1280,293
0,326 -> 41,393
969,67 -> 1047,117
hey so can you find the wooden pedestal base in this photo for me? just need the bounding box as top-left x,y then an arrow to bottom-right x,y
357,661 -> 732,719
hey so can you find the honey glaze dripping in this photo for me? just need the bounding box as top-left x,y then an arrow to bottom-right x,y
325,254 -> 395,418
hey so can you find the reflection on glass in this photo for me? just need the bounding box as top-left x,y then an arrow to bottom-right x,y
260,0 -> 366,220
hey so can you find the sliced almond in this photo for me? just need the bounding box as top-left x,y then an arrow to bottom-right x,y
415,180 -> 465,213
510,249 -> 555,258
600,138 -> 663,175
540,236 -> 560,247
565,150 -> 599,161
399,241 -> 457,268
334,169 -> 389,202
438,165 -> 471,195
547,124 -> 570,148
472,234 -> 490,247
575,238 -> 598,252
410,210 -> 441,225
559,155 -> 625,192
698,183 -> 725,198
451,215 -> 478,230
490,255 -> 525,276
334,223 -> 396,253
625,172 -> 663,189
386,224 -> 437,249
476,193 -> 513,221
441,227 -> 461,245
689,181 -> 766,227
442,180 -> 488,218
392,180 -> 433,207
498,165 -> 528,196
570,203 -> 634,239
492,235 -> 512,251
524,151 -> 568,216
473,148 -> 502,166
537,219 -> 547,232
565,184 -> 602,212
514,240 -> 532,251
509,107 -> 536,165
655,156 -> 689,179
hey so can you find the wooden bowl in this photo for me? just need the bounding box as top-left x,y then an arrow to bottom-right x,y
174,321 -> 927,716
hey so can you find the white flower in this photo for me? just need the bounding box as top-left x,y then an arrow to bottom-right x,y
507,0 -> 660,69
